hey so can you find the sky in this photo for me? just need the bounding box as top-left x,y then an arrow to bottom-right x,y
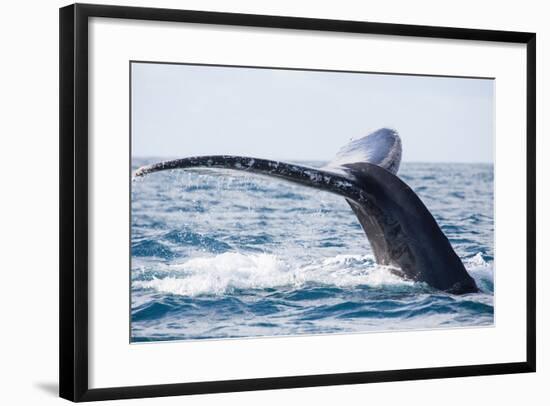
131,62 -> 494,163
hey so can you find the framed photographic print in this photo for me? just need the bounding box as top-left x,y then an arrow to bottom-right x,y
59,3 -> 536,402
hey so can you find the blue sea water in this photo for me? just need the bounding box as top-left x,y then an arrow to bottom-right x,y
131,160 -> 494,342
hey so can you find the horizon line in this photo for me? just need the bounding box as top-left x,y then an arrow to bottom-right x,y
131,156 -> 494,165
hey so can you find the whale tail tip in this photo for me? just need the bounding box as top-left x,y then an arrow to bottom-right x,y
325,128 -> 402,175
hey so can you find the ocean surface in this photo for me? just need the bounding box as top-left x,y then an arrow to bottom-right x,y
131,160 -> 494,342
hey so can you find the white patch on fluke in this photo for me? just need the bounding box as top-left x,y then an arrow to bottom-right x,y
324,128 -> 402,175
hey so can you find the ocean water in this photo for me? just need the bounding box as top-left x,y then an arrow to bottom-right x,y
131,160 -> 494,342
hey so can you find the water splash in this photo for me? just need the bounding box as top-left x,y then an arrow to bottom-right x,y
131,161 -> 494,341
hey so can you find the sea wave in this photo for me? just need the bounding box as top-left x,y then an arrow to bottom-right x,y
133,252 -> 492,297
131,161 -> 494,341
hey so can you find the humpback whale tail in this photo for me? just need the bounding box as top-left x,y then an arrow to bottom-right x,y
134,128 -> 478,294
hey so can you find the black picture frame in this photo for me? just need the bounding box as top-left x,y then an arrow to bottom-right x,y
59,3 -> 536,402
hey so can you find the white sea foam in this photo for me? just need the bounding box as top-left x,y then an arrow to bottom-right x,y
464,252 -> 494,281
133,252 -> 413,296
466,252 -> 490,268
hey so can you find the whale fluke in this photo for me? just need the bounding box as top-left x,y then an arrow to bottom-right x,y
134,128 -> 478,294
